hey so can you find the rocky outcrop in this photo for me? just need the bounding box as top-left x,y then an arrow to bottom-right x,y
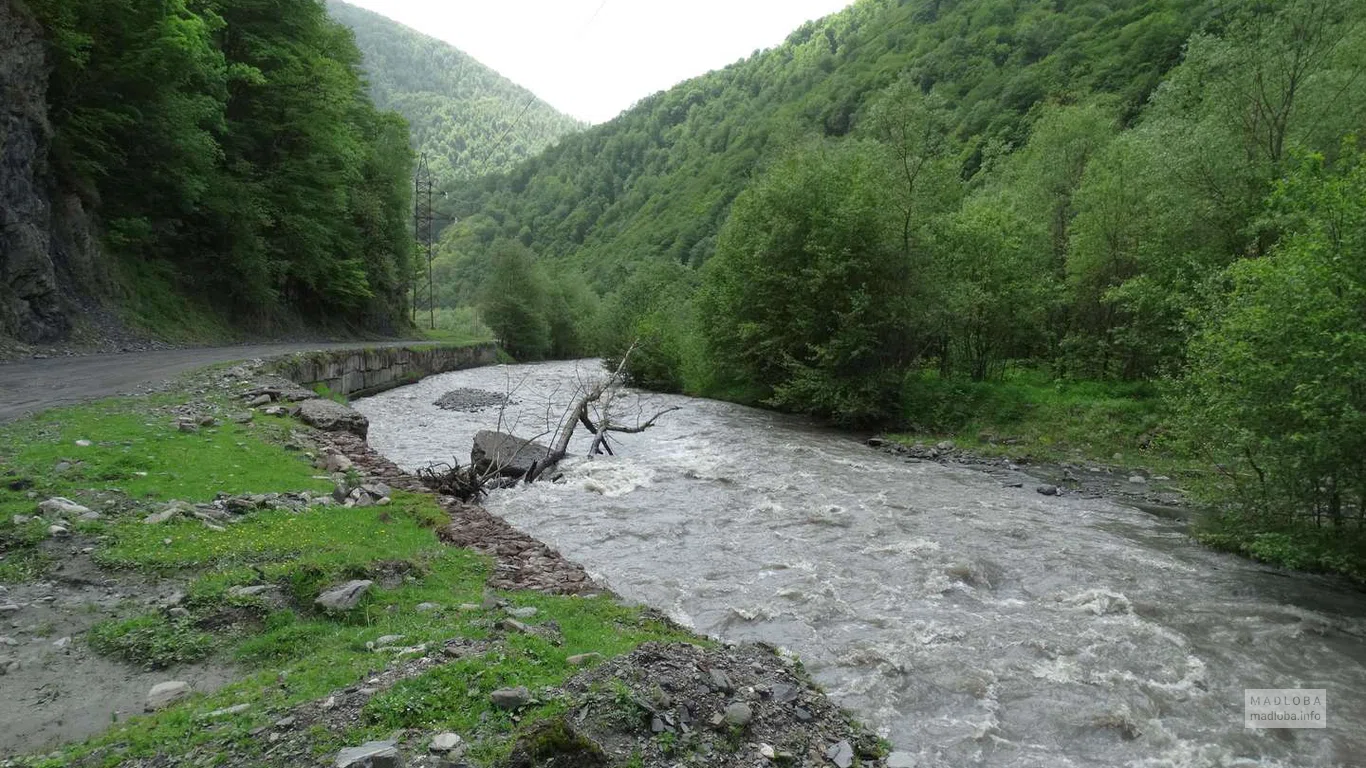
0,0 -> 101,344
0,0 -> 61,342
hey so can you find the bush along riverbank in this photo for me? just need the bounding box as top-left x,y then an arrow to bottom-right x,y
0,356 -> 896,767
881,369 -> 1366,585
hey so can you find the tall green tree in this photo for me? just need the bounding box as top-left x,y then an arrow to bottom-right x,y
479,241 -> 550,360
1176,149 -> 1366,554
699,141 -> 914,424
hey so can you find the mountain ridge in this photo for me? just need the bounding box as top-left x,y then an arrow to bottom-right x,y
326,0 -> 585,182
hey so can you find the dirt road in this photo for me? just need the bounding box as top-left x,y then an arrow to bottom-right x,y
0,341 -> 431,422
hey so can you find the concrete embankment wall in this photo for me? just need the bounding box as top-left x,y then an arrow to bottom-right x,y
271,343 -> 497,398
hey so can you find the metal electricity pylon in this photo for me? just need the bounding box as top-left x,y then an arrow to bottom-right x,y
413,153 -> 436,329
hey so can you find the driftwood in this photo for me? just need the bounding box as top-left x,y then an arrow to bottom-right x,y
523,346 -> 679,483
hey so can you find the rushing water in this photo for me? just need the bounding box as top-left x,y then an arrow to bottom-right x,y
356,361 -> 1366,768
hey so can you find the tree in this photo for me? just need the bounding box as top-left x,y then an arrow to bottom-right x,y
698,140 -> 914,424
479,241 -> 550,360
1175,149 -> 1366,538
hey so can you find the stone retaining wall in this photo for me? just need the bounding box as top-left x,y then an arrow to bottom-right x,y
271,343 -> 497,398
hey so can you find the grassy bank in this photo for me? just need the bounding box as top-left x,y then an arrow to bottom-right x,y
0,366 -> 698,766
896,368 -> 1170,467
892,368 -> 1366,584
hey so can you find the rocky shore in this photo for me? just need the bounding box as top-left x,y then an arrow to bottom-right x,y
1,358 -> 901,767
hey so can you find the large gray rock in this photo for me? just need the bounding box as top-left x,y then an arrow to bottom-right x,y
315,580 -> 373,611
490,686 -> 532,710
471,431 -> 550,478
298,398 -> 369,439
335,740 -> 400,768
145,681 -> 191,711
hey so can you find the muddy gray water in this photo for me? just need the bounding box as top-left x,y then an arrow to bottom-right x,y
357,361 -> 1366,768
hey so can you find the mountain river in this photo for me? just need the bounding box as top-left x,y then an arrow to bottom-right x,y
355,360 -> 1366,768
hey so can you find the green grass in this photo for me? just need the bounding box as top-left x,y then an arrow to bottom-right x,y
895,367 -> 1172,468
88,614 -> 219,668
413,307 -> 495,345
3,383 -> 704,767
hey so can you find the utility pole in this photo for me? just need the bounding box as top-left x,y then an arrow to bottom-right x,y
413,153 -> 436,330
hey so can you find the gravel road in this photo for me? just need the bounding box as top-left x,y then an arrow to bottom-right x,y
0,341 -> 430,422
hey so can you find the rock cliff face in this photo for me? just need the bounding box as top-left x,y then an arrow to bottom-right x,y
0,0 -> 100,343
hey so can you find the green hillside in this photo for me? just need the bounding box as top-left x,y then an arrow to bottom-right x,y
326,0 -> 584,182
442,0 -> 1366,578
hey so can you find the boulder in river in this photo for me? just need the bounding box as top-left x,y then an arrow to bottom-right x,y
471,431 -> 550,478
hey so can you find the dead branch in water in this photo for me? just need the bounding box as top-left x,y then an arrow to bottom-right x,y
523,345 -> 678,483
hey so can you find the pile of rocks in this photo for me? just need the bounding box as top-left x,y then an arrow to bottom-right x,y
141,492 -> 326,528
432,388 -> 512,413
437,501 -> 596,595
555,642 -> 901,768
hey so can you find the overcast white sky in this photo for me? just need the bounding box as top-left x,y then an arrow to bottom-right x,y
345,0 -> 853,124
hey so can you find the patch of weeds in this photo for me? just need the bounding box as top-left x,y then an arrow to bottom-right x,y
311,383 -> 348,404
89,614 -> 218,668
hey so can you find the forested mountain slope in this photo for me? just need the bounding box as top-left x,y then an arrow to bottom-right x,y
2,0 -> 420,343
443,0 -> 1211,289
449,0 -> 1366,578
326,1 -> 584,182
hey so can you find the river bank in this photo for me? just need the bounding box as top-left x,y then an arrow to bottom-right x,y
0,351 -> 891,767
359,359 -> 1366,767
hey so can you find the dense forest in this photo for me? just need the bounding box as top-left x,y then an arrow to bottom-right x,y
325,1 -> 584,184
441,0 -> 1366,577
19,0 -> 418,335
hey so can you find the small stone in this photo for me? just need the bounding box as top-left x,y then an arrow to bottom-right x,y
507,606 -> 538,619
886,752 -> 917,768
490,686 -> 531,710
566,653 -> 602,667
143,509 -> 178,525
0,603 -> 21,614
146,681 -> 192,711
334,740 -> 399,768
0,658 -> 17,675
228,585 -> 274,597
429,732 -> 464,754
205,703 -> 250,718
199,416 -> 218,427
1036,485 -> 1059,497
248,394 -> 272,407
415,602 -> 440,613
1128,475 -> 1148,484
357,687 -> 379,696
500,618 -> 532,634
936,440 -> 955,452
52,636 -> 71,649
769,683 -> 799,703
458,603 -> 481,612
651,716 -> 665,733
723,702 -> 752,727
321,695 -> 338,710
274,715 -> 297,728
48,525 -> 70,538
38,497 -> 92,517
760,743 -> 776,760
315,580 -> 373,611
825,740 -> 854,768
794,707 -> 813,722
177,421 -> 198,434
75,439 -> 92,447
374,634 -> 405,647
709,668 -> 734,693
